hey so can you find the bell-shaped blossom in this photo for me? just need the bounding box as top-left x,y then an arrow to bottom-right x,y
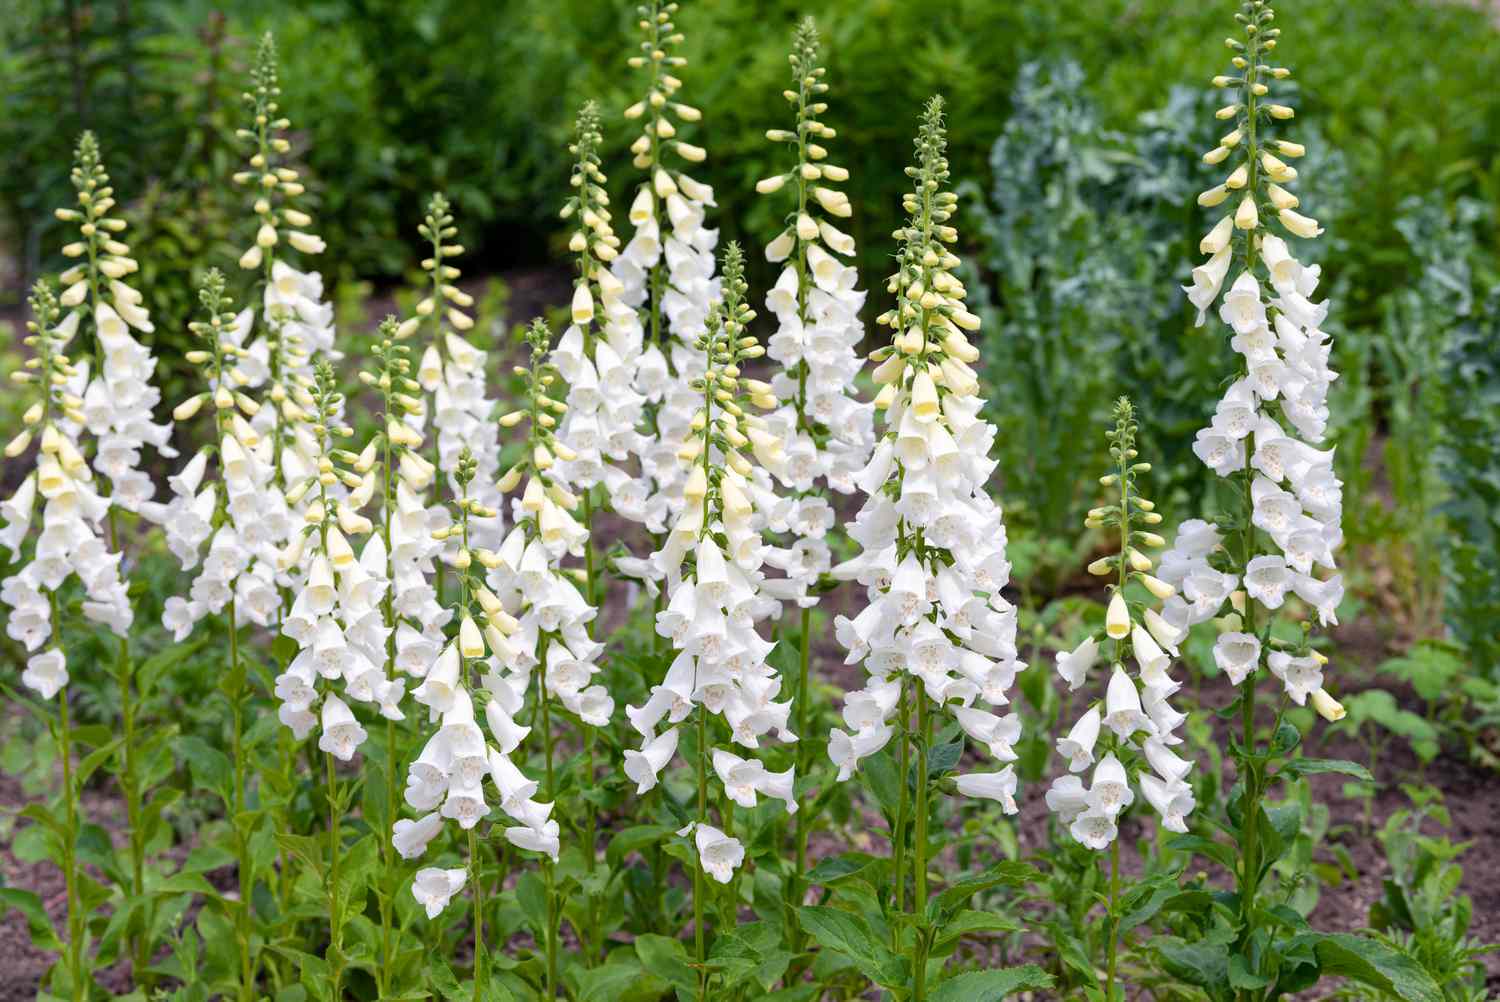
829,98 -> 1022,812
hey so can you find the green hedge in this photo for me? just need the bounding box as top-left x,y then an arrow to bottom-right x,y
4,0 -> 1497,319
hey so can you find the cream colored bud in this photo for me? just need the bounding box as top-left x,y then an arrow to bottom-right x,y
1311,688 -> 1345,722
1197,185 -> 1230,208
1234,195 -> 1259,231
173,394 -> 207,421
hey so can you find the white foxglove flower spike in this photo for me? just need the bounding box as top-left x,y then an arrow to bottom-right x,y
1047,400 -> 1195,849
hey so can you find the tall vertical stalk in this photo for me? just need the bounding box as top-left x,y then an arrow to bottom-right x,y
694,701 -> 709,1001
912,696 -> 932,1001
891,678 -> 911,943
227,597 -> 255,998
539,636 -> 559,999
324,751 -> 344,997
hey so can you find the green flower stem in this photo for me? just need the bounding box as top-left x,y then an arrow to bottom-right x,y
80,163 -> 148,985
454,485 -> 488,1000
912,695 -> 932,1002
227,597 -> 256,999
469,828 -> 485,998
1106,836 -> 1121,1001
891,677 -> 911,947
694,701 -> 709,1002
791,605 -> 812,922
51,586 -> 84,1002
539,636 -> 560,999
324,751 -> 344,997
1235,21 -> 1267,1000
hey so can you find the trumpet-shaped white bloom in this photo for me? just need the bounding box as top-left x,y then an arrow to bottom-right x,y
829,99 -> 1022,811
1178,35 -> 1345,703
1048,401 -> 1195,847
0,284 -> 137,696
411,867 -> 467,919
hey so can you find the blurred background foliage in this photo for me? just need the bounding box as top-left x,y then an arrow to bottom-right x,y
1,0 -> 1498,678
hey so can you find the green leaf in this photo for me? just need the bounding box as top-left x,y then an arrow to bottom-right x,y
934,909 -> 1021,949
634,934 -> 695,995
576,960 -> 653,1002
1155,939 -> 1230,992
804,853 -> 877,886
0,888 -> 61,951
926,740 -> 964,778
1228,955 -> 1271,990
1164,833 -> 1237,871
1278,758 -> 1374,782
797,905 -> 907,988
1291,932 -> 1444,1002
929,860 -> 1038,921
930,966 -> 1054,1001
136,640 -> 206,698
178,735 -> 233,806
862,747 -> 901,822
604,825 -> 674,868
752,988 -> 820,1002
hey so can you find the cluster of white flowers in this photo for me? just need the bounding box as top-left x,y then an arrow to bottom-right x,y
396,311 -> 610,913
168,30 -> 342,629
154,274 -> 286,638
489,321 -> 613,744
1046,400 -> 1195,848
1167,0 -> 1344,718
57,133 -> 176,517
608,1 -> 722,551
397,194 -> 504,557
753,19 -> 875,610
828,97 -> 1022,809
1,282 -> 135,697
623,248 -> 796,883
395,444 -> 557,918
272,362 -> 400,749
553,103 -> 645,508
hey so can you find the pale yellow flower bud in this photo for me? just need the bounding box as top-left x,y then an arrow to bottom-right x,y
1234,195 -> 1259,230
1310,688 -> 1345,722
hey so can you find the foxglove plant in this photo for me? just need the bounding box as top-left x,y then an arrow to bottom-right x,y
394,445 -> 529,989
1154,5 -> 1403,998
354,320 -> 427,995
611,0 -> 721,552
623,245 -> 796,996
829,95 -> 1022,1001
488,319 -> 610,994
156,271 -> 270,995
54,129 -> 174,982
273,359 -> 387,998
754,16 -> 876,918
1047,398 -> 1193,1000
0,281 -> 106,998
